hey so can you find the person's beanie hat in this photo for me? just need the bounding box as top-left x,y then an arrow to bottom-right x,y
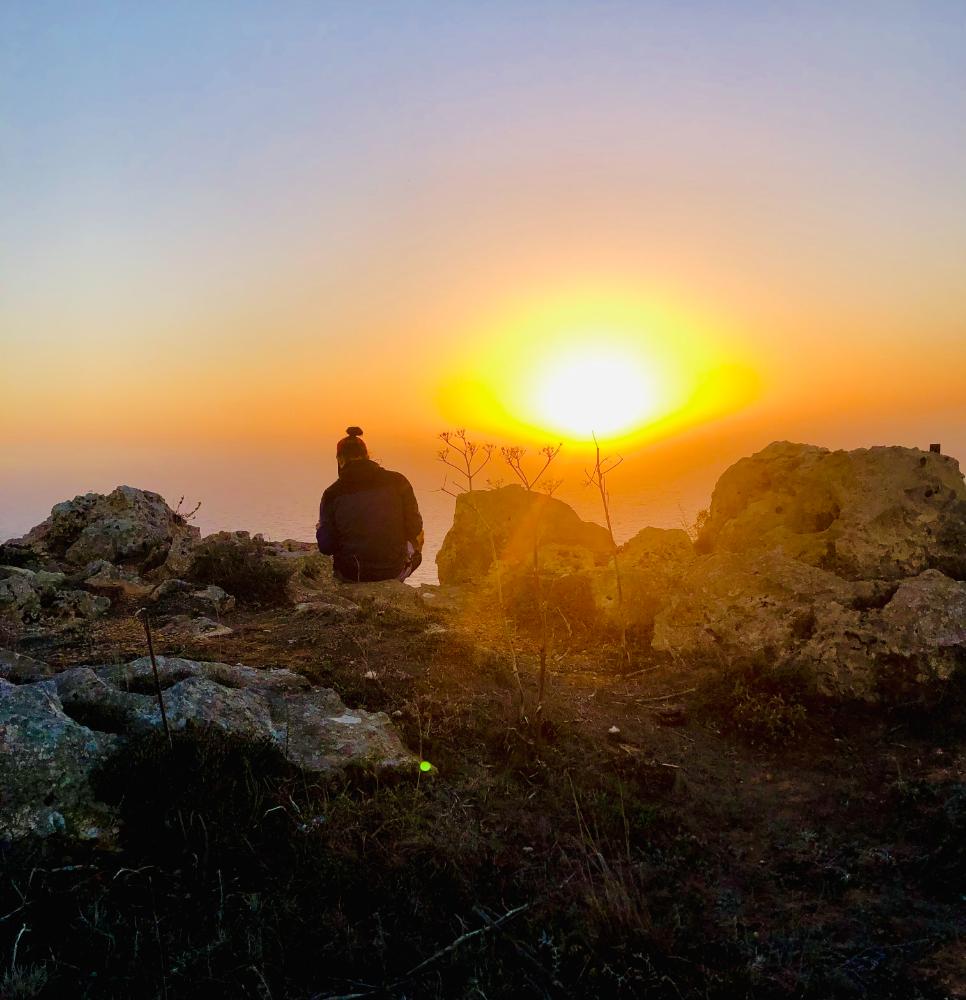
337,426 -> 368,460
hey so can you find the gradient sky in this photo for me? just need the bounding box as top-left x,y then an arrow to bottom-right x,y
2,2 -> 965,542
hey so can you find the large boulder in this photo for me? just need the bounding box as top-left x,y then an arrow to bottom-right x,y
649,442 -> 966,700
12,486 -> 200,579
0,654 -> 418,843
436,486 -> 613,585
651,544 -> 966,702
652,548 -> 854,662
698,442 -> 966,581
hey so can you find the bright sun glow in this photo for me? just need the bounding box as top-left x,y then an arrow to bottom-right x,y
534,348 -> 660,439
438,294 -> 759,446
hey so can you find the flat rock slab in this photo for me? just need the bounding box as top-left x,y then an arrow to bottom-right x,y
158,615 -> 234,639
0,653 -> 419,843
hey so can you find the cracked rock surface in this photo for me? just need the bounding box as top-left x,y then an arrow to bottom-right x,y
0,654 -> 418,843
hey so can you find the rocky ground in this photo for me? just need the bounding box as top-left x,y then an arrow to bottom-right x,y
1,442 -> 964,999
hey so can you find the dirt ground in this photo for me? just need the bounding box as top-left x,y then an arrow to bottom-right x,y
1,585 -> 963,999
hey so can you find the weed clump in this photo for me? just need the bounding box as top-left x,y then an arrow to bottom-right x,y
728,678 -> 807,745
697,658 -> 811,746
188,534 -> 294,605
503,570 -> 600,634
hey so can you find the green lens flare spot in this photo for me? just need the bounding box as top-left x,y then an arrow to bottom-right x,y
419,760 -> 433,773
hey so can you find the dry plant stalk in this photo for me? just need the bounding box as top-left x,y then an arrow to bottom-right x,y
134,607 -> 173,747
499,443 -> 562,719
437,429 -> 494,493
438,430 -> 525,717
585,434 -> 631,673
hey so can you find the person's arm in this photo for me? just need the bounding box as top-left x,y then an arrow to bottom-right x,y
316,495 -> 337,555
398,476 -> 423,550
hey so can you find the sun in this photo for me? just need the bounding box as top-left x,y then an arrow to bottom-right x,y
532,346 -> 661,440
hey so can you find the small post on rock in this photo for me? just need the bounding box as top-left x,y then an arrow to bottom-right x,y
135,607 -> 173,748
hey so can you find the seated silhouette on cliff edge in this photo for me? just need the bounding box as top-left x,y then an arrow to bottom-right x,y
316,426 -> 424,583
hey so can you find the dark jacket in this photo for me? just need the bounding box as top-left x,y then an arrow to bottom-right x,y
316,459 -> 422,582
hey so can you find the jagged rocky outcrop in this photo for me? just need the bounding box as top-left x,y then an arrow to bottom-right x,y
0,565 -> 110,624
1,487 -> 204,625
11,485 -> 200,578
1,493 -> 337,627
438,443 -> 966,702
654,444 -> 966,699
697,442 -> 966,580
0,654 -> 419,843
436,485 -> 613,585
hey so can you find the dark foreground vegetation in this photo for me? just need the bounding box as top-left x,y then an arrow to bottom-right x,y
1,587 -> 963,1000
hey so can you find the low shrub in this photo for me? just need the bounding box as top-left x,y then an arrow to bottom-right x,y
728,678 -> 807,745
188,534 -> 294,605
503,570 -> 600,633
697,657 -> 811,746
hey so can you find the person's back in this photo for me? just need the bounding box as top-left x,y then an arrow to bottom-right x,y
316,427 -> 423,582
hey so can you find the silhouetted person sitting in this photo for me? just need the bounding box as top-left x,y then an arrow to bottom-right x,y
316,427 -> 424,582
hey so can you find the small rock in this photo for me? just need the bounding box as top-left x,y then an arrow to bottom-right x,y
84,561 -> 153,600
148,578 -> 193,602
184,616 -> 234,639
0,569 -> 41,622
295,602 -> 351,622
51,589 -> 111,621
655,704 -> 688,727
607,725 -> 621,741
191,585 -> 236,614
0,649 -> 55,683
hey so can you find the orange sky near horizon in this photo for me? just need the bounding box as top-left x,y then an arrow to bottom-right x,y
2,3 -> 965,486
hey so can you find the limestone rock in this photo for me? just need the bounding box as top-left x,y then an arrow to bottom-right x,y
0,649 -> 55,683
13,486 -> 200,578
83,560 -> 154,600
593,528 -> 696,632
652,549 -> 966,701
437,486 -> 612,585
162,616 -> 235,640
51,590 -> 111,621
699,442 -> 966,581
148,578 -> 193,602
620,527 -> 695,569
0,566 -> 106,624
56,657 -> 418,776
652,548 -> 853,662
0,569 -> 42,622
1,655 -> 419,843
798,569 -> 966,701
0,681 -> 119,842
190,584 -> 236,614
